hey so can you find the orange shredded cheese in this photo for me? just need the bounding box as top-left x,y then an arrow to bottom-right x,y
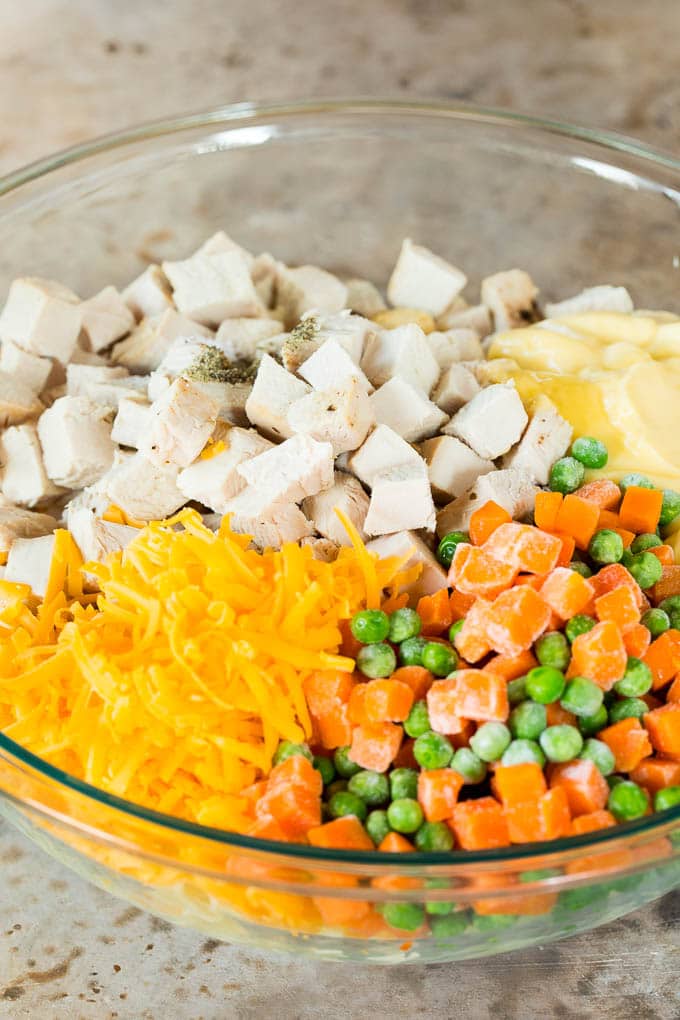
200,439 -> 226,461
0,510 -> 412,832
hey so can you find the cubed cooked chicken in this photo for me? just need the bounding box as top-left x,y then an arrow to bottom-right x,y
481,269 -> 540,331
502,396 -> 573,485
436,467 -> 538,536
216,317 -> 284,362
344,278 -> 387,318
298,338 -> 373,393
348,424 -> 424,489
122,264 -> 174,321
0,506 -> 58,554
0,424 -> 62,508
98,453 -> 185,521
0,277 -> 82,364
38,396 -> 116,488
275,265 -> 348,328
162,250 -> 262,325
419,435 -> 494,504
111,398 -> 152,450
369,377 -> 448,443
112,309 -> 213,374
237,434 -> 334,504
387,239 -> 467,317
361,323 -> 440,394
426,328 -> 484,371
545,285 -> 634,318
365,531 -> 448,605
245,353 -> 311,440
4,533 -> 56,597
223,487 -> 313,548
432,363 -> 480,415
364,462 -> 436,535
177,427 -> 273,511
301,472 -> 369,545
0,340 -> 51,394
139,377 -> 220,467
445,383 -> 528,459
66,505 -> 138,564
287,378 -> 374,456
0,372 -> 43,425
80,285 -> 136,352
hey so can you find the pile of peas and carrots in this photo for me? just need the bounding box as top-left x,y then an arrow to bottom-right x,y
247,438 -> 680,934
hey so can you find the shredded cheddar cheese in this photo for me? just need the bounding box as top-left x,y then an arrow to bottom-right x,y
200,439 -> 227,461
0,510 -> 413,833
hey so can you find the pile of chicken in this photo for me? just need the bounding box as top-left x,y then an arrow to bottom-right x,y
0,233 -> 623,598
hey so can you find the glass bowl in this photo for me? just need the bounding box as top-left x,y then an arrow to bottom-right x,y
1,99 -> 680,964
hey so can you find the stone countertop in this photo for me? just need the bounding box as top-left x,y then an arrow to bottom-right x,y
2,1 -> 680,1016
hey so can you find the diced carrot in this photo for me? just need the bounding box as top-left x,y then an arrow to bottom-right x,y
339,619 -> 364,659
504,787 -> 571,843
624,623 -> 651,659
449,588 -> 476,622
450,797 -> 510,849
313,706 -> 354,750
643,630 -> 680,690
486,585 -> 552,657
488,649 -> 538,681
576,478 -> 621,510
597,509 -> 620,530
393,737 -> 418,769
616,528 -> 636,549
599,717 -> 653,771
348,682 -> 371,726
592,563 -> 644,608
649,544 -> 675,567
378,831 -> 415,853
594,584 -> 640,633
668,675 -> 680,702
651,566 -> 680,604
539,566 -> 594,620
453,597 -> 493,663
469,500 -> 512,546
426,677 -> 464,734
448,668 -> 510,723
364,679 -> 414,724
554,494 -> 600,550
570,810 -> 616,835
304,670 -> 356,714
566,845 -> 633,876
482,523 -> 562,575
619,486 -> 663,534
391,666 -> 433,701
312,887 -> 372,927
547,531 -> 576,567
308,816 -> 375,850
418,768 -> 464,821
534,491 -> 563,531
630,757 -> 680,793
644,703 -> 680,758
268,754 -> 323,793
349,722 -> 403,772
570,620 -> 628,691
513,573 -> 546,590
549,759 -> 609,816
260,781 -> 322,837
448,543 -> 517,599
492,762 -> 546,806
545,701 -> 577,727
416,588 -> 453,636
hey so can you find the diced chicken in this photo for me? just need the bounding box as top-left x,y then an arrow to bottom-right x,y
300,536 -> 340,562
251,252 -> 279,308
0,424 -> 62,508
80,286 -> 136,352
282,312 -> 372,374
431,363 -> 480,414
426,328 -> 484,370
298,338 -> 373,393
76,376 -> 150,411
194,380 -> 252,428
112,309 -> 212,373
275,265 -> 348,328
366,531 -> 448,605
177,427 -> 273,511
66,364 -> 130,399
223,487 -> 313,548
4,534 -> 55,598
348,424 -> 424,489
502,396 -> 573,485
139,377 -> 219,468
111,398 -> 152,449
287,379 -> 374,456
237,434 -> 334,503
215,317 -> 284,361
122,264 -> 174,321
419,435 -> 495,504
145,336 -> 222,402
344,277 -> 386,318
369,377 -> 448,443
467,359 -> 520,386
436,302 -> 493,338
364,463 -> 436,535
162,250 -> 262,326
195,231 -> 255,268
70,346 -> 108,366
387,239 -> 467,317
0,277 -> 82,364
0,506 -> 58,553
101,453 -> 185,521
245,353 -> 311,440
37,396 -> 115,488
445,383 -> 528,459
65,505 -> 138,564
361,323 -> 440,394
0,340 -> 51,394
481,269 -> 539,331
301,472 -> 369,545
545,285 -> 634,319
436,468 -> 538,536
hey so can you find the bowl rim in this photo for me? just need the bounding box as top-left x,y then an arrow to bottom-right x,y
1,96 -> 679,868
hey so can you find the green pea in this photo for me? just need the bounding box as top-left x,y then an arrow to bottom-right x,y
347,770 -> 390,807
507,675 -> 528,704
313,755 -> 335,786
430,912 -> 469,937
565,615 -> 597,643
272,740 -> 313,766
450,747 -> 487,783
579,738 -> 616,776
381,901 -> 425,932
571,436 -> 608,469
436,531 -> 469,568
388,607 -> 422,644
526,665 -> 567,704
607,774 -> 626,790
328,790 -> 368,822
539,724 -> 583,763
641,608 -> 670,637
620,549 -> 635,568
578,704 -> 609,737
588,529 -> 624,566
350,608 -> 390,644
422,642 -> 458,678
325,779 -> 348,799
659,596 -> 680,630
413,731 -> 453,770
659,490 -> 680,528
389,767 -> 419,801
614,657 -> 653,698
414,821 -> 455,851
501,738 -> 546,767
387,797 -> 424,834
509,701 -> 547,740
473,914 -> 517,932
333,746 -> 362,778
619,473 -> 654,494
449,619 -> 465,645
535,632 -> 571,672
356,642 -> 397,678
470,722 -> 512,762
608,697 -> 648,723
560,676 -> 604,718
607,780 -> 648,821
549,457 -> 586,495
399,636 -> 428,667
654,786 -> 680,812
366,809 -> 391,846
403,699 -> 431,738
628,551 -> 663,590
570,561 -> 593,578
630,533 -> 662,554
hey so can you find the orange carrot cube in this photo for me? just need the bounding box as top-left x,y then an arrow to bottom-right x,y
308,816 -> 375,850
418,768 -> 464,821
649,544 -> 675,567
449,588 -> 476,621
570,810 -> 616,835
534,490 -> 563,531
539,566 -> 594,620
643,703 -> 680,758
594,584 -> 641,633
492,762 -> 547,806
576,478 -> 621,510
624,623 -> 651,660
448,668 -> 509,722
469,500 -> 512,546
548,531 -> 576,567
348,683 -> 371,727
391,666 -> 433,702
597,509 -> 620,530
554,494 -> 600,550
643,630 -> 680,690
599,717 -> 653,771
668,675 -> 680,702
426,677 -> 464,734
378,832 -> 415,853
304,670 -> 356,714
591,562 -> 644,606
619,486 -> 663,534
339,619 -> 364,659
417,588 -> 453,636
488,648 -> 538,681
453,597 -> 493,663
505,788 -> 571,843
651,566 -> 680,605
364,679 -> 414,724
349,722 -> 403,772
630,756 -> 680,793
549,759 -> 609,816
448,543 -> 518,598
482,522 -> 562,575
267,754 -> 323,794
486,584 -> 552,656
450,797 -> 510,849
569,619 -> 627,691
545,701 -> 577,727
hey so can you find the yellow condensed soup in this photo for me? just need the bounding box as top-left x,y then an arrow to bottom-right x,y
488,311 -> 680,489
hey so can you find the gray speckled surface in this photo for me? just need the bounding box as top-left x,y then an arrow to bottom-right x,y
2,1 -> 680,1016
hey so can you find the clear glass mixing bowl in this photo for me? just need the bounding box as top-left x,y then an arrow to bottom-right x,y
0,100 -> 679,963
